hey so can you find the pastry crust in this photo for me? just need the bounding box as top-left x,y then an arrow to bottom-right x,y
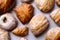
12,26 -> 28,36
29,14 -> 49,36
0,13 -> 17,30
0,0 -> 15,13
0,28 -> 10,40
18,37 -> 27,40
56,0 -> 60,6
35,0 -> 54,12
46,27 -> 60,40
14,3 -> 33,24
50,8 -> 60,26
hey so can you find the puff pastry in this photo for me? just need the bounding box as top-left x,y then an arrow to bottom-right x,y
18,37 -> 27,40
56,0 -> 60,6
50,8 -> 60,26
29,14 -> 49,36
46,27 -> 60,40
0,28 -> 10,40
12,26 -> 28,36
14,3 -> 33,24
0,0 -> 15,13
35,0 -> 54,12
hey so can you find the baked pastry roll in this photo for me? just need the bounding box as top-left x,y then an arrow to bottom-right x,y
21,0 -> 32,3
56,0 -> 60,6
46,27 -> 60,40
35,0 -> 54,12
12,26 -> 28,36
14,3 -> 33,24
0,0 -> 15,13
50,8 -> 60,26
0,28 -> 10,40
18,37 -> 27,40
0,13 -> 17,30
29,14 -> 49,36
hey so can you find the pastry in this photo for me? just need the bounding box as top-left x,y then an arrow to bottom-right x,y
0,28 -> 10,40
56,0 -> 60,6
29,14 -> 49,36
14,3 -> 33,24
18,37 -> 27,40
0,13 -> 17,30
46,27 -> 60,40
21,0 -> 32,3
50,8 -> 60,26
35,0 -> 54,12
12,26 -> 28,36
0,0 -> 15,13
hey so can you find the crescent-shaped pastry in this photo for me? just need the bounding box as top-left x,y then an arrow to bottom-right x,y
46,27 -> 60,40
29,14 -> 49,36
50,8 -> 60,26
12,26 -> 28,36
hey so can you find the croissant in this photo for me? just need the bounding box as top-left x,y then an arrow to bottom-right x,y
56,0 -> 60,6
12,26 -> 28,36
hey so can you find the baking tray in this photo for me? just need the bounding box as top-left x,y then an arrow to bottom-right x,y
9,0 -> 60,40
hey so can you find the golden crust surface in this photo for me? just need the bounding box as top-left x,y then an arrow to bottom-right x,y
35,0 -> 54,12
46,27 -> 60,40
56,0 -> 60,6
29,14 -> 49,36
50,8 -> 60,26
14,3 -> 33,24
0,0 -> 14,13
12,26 -> 28,36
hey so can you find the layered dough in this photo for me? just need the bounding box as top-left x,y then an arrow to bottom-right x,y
0,13 -> 17,30
18,37 -> 27,40
35,0 -> 54,12
14,3 -> 33,24
0,0 -> 15,13
12,26 -> 28,36
46,27 -> 60,40
50,8 -> 60,26
56,0 -> 60,6
29,14 -> 49,36
0,29 -> 10,40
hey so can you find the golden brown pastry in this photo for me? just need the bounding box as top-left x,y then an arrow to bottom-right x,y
50,8 -> 60,26
0,28 -> 10,40
35,0 -> 54,12
46,27 -> 60,40
56,0 -> 60,6
29,14 -> 49,36
12,26 -> 28,36
21,0 -> 32,3
0,0 -> 15,13
18,37 -> 27,40
13,3 -> 33,24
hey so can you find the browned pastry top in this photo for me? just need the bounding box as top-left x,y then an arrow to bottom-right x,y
14,3 -> 33,24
